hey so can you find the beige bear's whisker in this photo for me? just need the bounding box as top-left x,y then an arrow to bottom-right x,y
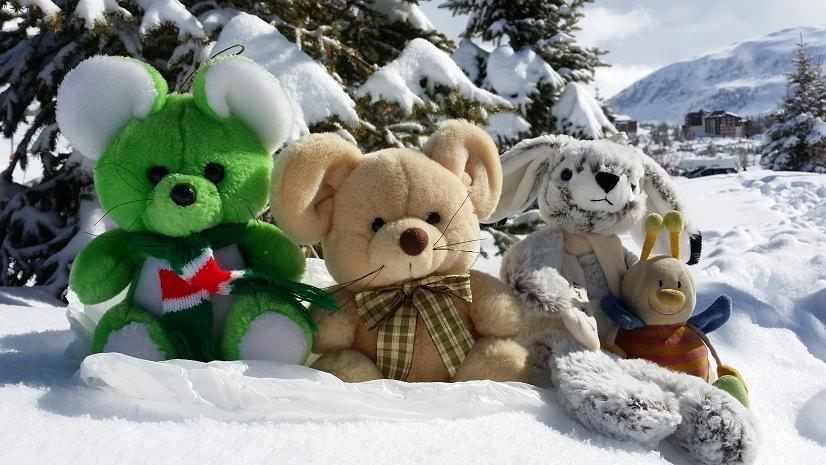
333,266 -> 386,311
433,193 -> 470,247
433,238 -> 485,248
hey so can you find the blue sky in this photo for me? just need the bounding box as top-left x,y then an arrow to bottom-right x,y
421,0 -> 826,97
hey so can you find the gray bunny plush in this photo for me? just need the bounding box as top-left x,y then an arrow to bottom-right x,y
488,134 -> 759,465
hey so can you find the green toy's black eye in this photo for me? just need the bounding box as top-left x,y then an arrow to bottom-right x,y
658,280 -> 663,287
560,169 -> 573,181
372,218 -> 385,232
204,162 -> 225,183
148,166 -> 169,185
426,212 -> 441,224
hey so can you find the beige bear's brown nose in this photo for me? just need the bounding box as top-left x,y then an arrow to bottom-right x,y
399,228 -> 428,256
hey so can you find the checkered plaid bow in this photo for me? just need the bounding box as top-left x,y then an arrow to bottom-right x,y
355,274 -> 474,381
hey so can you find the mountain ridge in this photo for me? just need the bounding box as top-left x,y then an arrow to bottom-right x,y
609,26 -> 826,123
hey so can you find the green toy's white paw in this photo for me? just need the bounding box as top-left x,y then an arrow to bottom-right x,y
237,312 -> 309,364
220,293 -> 313,362
101,322 -> 167,361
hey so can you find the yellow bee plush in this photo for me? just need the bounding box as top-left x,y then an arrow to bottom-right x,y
602,211 -> 749,407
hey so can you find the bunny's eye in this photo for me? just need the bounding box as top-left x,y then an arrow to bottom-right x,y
560,169 -> 573,181
678,280 -> 682,288
631,183 -> 638,192
658,280 -> 663,287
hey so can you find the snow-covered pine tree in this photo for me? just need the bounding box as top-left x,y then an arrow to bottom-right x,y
443,0 -> 605,83
443,0 -> 613,142
761,38 -> 826,172
0,1 -> 510,294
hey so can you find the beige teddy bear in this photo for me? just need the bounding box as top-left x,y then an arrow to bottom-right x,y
271,120 -> 531,383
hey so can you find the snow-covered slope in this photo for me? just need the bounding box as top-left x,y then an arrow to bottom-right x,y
610,26 -> 826,123
1,171 -> 826,464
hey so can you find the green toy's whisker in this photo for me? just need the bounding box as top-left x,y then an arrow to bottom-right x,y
229,193 -> 261,224
124,200 -> 152,232
94,199 -> 151,227
96,160 -> 151,195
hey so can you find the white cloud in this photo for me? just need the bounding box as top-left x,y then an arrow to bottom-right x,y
576,7 -> 654,48
593,64 -> 655,99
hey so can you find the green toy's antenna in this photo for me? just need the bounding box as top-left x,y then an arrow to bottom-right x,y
176,43 -> 247,93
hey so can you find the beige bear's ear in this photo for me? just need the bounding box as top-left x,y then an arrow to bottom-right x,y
423,120 -> 502,221
271,133 -> 362,244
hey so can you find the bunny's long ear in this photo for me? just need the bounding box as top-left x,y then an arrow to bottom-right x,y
486,134 -> 574,223
632,154 -> 702,265
56,56 -> 168,160
192,55 -> 293,153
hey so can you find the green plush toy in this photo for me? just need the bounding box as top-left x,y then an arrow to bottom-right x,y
57,55 -> 334,363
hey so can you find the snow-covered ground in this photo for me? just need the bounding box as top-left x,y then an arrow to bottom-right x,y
1,170 -> 825,464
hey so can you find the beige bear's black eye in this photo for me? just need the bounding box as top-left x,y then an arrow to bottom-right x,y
148,165 -> 169,185
560,169 -> 573,181
426,212 -> 441,224
371,218 -> 385,232
204,162 -> 224,183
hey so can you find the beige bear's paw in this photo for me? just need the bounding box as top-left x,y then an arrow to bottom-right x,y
452,338 -> 531,383
311,350 -> 384,382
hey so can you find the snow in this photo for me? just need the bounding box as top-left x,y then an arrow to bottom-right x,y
356,38 -> 509,114
365,0 -> 435,32
451,39 -> 487,84
73,0 -> 132,28
486,45 -> 564,109
552,82 -> 617,139
484,112 -> 530,142
610,26 -> 826,123
18,0 -> 60,19
214,13 -> 358,142
134,0 -> 205,38
2,172 -> 826,463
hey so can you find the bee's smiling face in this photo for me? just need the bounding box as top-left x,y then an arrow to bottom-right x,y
621,255 -> 696,326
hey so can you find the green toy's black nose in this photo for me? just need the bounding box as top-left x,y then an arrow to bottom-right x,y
170,184 -> 197,206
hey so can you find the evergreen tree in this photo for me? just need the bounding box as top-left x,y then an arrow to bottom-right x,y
442,0 -> 606,84
761,38 -> 826,172
443,0 -> 613,140
0,0 -> 499,295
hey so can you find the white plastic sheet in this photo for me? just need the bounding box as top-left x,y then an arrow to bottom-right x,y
76,353 -> 552,422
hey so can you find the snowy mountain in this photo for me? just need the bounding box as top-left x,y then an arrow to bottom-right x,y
609,26 -> 826,123
3,171 -> 826,464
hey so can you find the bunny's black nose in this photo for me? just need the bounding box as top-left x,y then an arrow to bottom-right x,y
595,172 -> 620,193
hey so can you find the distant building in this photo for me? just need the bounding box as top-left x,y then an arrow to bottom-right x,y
613,114 -> 638,135
683,110 -> 706,139
682,109 -> 760,139
704,111 -> 748,138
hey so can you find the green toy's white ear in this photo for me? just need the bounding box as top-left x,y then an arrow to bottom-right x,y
56,56 -> 167,160
192,55 -> 293,154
